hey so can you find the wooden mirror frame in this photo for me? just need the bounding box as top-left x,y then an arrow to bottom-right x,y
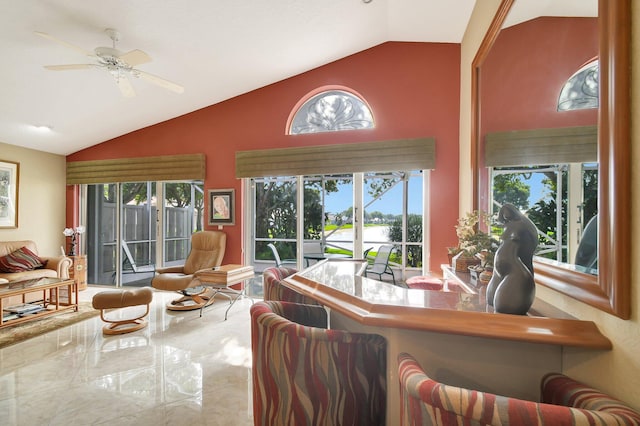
471,0 -> 631,318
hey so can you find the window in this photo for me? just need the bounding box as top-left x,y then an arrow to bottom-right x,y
248,89 -> 429,278
490,163 -> 597,272
251,171 -> 427,279
557,59 -> 599,111
289,89 -> 374,135
84,181 -> 203,287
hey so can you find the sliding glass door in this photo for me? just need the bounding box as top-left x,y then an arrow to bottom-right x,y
364,171 -> 425,270
162,182 -> 204,267
120,182 -> 156,286
86,183 -> 118,285
253,177 -> 298,268
250,170 -> 427,280
85,181 -> 203,287
306,175 -> 354,255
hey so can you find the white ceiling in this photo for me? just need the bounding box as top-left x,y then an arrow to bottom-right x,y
503,0 -> 596,28
0,0 -> 476,156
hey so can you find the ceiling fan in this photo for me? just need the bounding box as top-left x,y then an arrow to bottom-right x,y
35,28 -> 184,98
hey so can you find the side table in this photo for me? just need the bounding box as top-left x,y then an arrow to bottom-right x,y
195,264 -> 255,320
69,255 -> 88,291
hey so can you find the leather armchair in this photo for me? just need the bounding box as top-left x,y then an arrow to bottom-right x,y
151,231 -> 226,311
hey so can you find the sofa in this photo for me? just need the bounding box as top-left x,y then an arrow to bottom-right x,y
0,240 -> 72,283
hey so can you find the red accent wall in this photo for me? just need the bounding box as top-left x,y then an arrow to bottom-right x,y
68,41 -> 461,270
482,17 -> 598,134
478,17 -> 598,211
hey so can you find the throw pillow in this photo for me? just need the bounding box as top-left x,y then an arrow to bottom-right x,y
0,246 -> 46,273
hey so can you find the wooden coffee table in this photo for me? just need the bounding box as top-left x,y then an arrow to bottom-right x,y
0,277 -> 78,328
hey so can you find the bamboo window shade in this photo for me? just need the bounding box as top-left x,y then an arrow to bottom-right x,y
66,154 -> 205,184
235,138 -> 436,178
484,126 -> 597,167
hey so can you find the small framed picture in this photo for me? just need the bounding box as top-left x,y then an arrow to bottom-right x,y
0,159 -> 19,229
208,189 -> 235,226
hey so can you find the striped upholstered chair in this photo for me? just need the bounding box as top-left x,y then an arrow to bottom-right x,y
398,352 -> 640,425
262,266 -> 319,305
251,301 -> 387,425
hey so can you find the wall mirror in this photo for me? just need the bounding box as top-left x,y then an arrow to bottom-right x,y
471,0 -> 630,318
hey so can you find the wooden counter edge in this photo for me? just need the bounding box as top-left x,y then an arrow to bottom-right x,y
283,275 -> 612,350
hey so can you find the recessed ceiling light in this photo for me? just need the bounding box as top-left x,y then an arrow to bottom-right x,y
32,124 -> 53,133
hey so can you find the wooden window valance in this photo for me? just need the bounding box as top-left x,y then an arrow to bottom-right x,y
235,138 -> 436,178
485,126 -> 597,167
66,154 -> 205,184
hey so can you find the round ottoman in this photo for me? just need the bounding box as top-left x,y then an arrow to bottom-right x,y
405,276 -> 444,291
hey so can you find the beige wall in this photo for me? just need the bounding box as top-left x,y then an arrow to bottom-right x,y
458,0 -> 502,215
0,142 -> 67,256
461,1 -> 640,410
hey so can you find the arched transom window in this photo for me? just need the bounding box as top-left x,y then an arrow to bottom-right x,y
557,59 -> 599,111
289,89 -> 374,135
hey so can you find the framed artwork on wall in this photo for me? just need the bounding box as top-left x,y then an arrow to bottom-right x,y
0,159 -> 19,228
208,189 -> 235,226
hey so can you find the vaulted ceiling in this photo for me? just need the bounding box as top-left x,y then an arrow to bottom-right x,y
1,0 -> 477,155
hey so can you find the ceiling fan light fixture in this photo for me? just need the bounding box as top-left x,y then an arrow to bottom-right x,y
104,28 -> 121,45
37,28 -> 184,97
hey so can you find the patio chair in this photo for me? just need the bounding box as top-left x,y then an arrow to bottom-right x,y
365,244 -> 396,284
303,241 -> 323,254
302,241 -> 323,266
122,240 -> 155,274
575,214 -> 598,272
267,243 -> 296,268
363,247 -> 373,261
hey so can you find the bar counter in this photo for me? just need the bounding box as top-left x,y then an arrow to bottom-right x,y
284,259 -> 611,349
281,259 -> 611,423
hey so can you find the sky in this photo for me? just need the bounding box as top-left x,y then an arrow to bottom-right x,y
324,173 -> 548,217
324,180 -> 422,216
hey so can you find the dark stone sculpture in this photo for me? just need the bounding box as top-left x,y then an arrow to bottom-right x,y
486,204 -> 539,315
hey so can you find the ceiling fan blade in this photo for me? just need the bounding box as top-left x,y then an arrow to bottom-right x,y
34,31 -> 95,57
44,64 -> 95,71
119,49 -> 152,67
135,70 -> 184,94
115,76 -> 136,98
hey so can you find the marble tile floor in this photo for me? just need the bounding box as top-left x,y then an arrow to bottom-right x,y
0,286 -> 257,426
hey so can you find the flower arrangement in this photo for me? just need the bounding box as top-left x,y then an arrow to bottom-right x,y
63,226 -> 85,256
453,210 -> 498,269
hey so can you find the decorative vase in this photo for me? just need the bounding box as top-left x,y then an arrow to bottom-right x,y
68,235 -> 77,256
